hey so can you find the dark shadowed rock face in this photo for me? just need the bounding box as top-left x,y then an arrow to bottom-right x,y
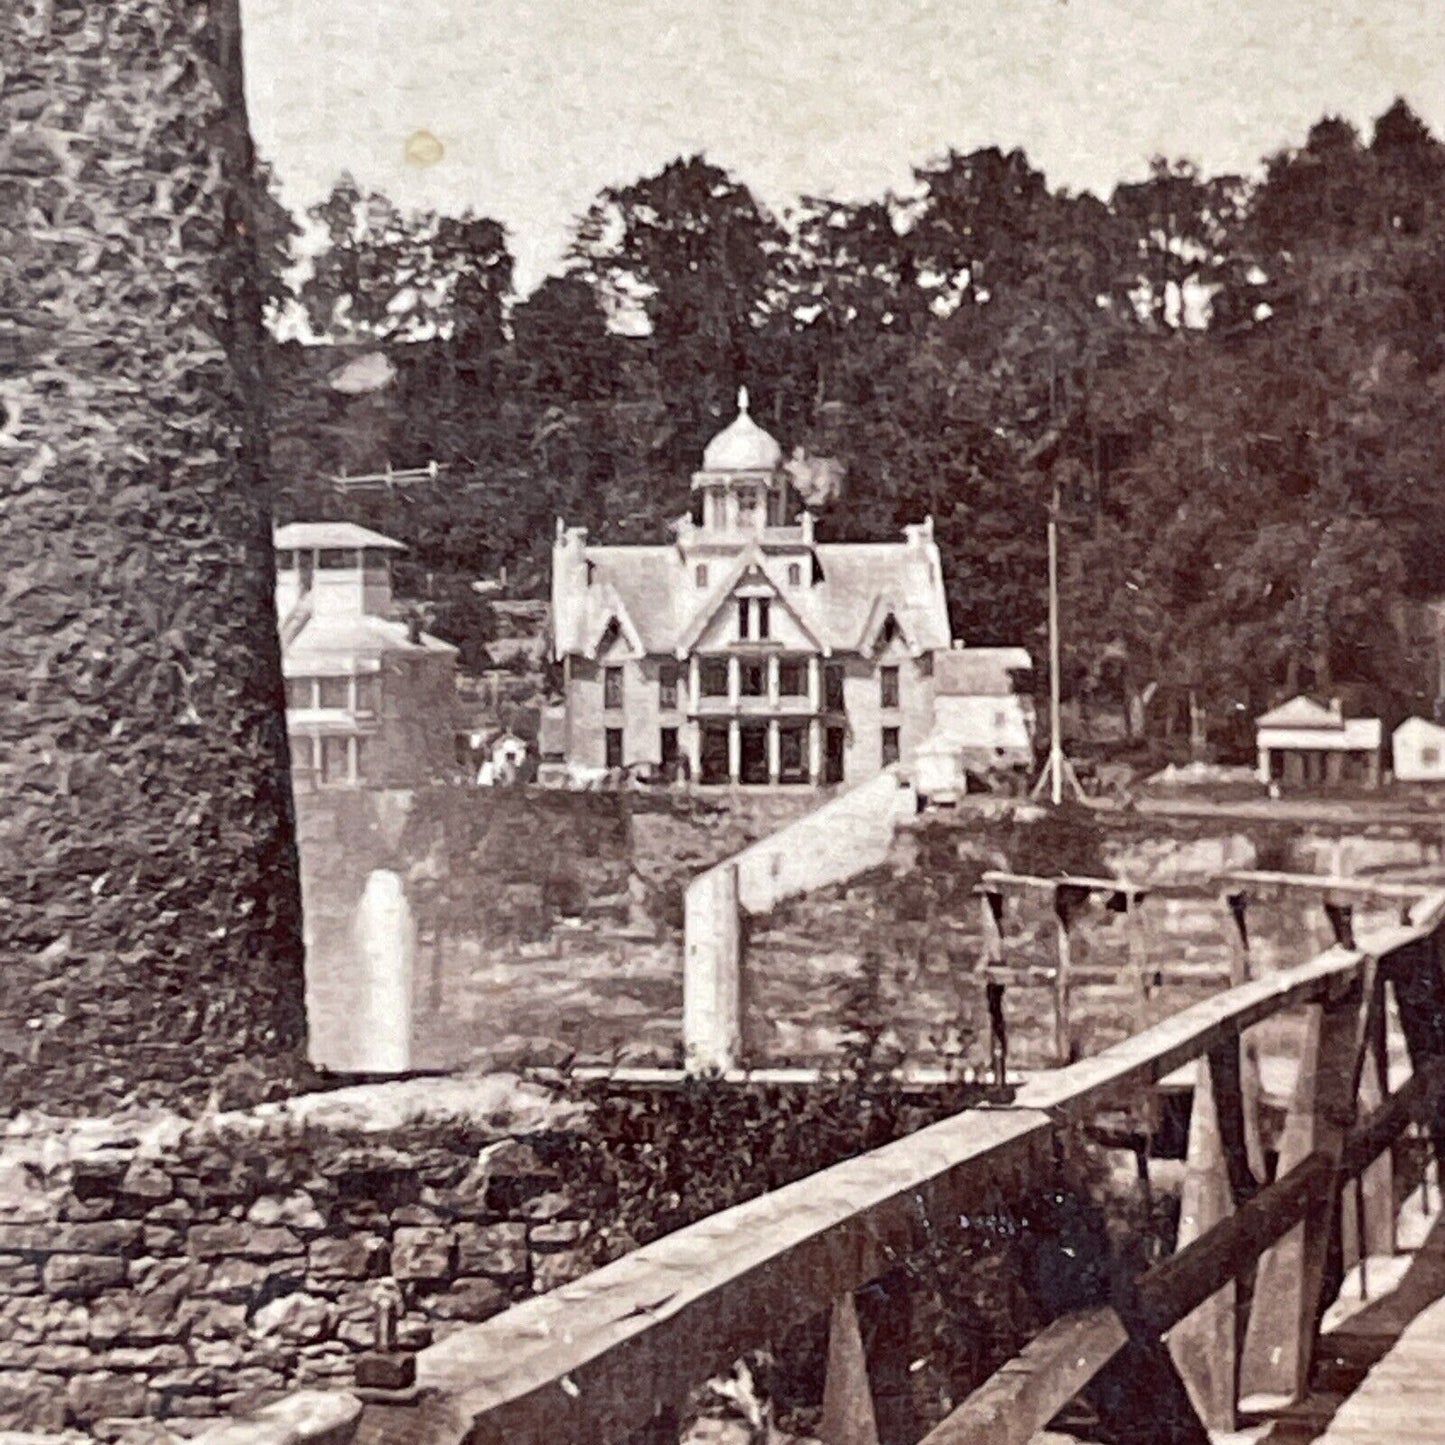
0,0 -> 306,1110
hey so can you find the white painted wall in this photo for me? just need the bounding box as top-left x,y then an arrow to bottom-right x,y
1394,718 -> 1445,782
933,694 -> 1035,759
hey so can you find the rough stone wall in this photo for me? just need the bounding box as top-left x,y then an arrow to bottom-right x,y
0,1 -> 306,1110
0,1089 -> 603,1437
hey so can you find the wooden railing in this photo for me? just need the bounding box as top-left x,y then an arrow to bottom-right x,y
369,887 -> 1445,1445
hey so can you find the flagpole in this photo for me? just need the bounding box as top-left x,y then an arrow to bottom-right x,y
1048,481 -> 1063,806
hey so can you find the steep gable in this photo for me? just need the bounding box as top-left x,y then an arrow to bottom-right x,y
1256,695 -> 1344,730
675,549 -> 826,655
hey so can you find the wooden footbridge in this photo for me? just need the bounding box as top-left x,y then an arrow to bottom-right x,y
208,878 -> 1445,1445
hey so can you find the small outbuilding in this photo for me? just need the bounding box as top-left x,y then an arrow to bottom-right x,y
914,645 -> 1036,805
1392,717 -> 1445,782
1255,695 -> 1382,788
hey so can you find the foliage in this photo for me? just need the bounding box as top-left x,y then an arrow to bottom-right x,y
264,100 -> 1445,748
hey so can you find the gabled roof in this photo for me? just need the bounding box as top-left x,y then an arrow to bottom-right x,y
672,546 -> 826,656
1394,716 -> 1445,740
552,532 -> 951,661
1255,695 -> 1344,730
275,522 -> 405,552
858,595 -> 924,658
584,583 -> 647,659
935,647 -> 1033,696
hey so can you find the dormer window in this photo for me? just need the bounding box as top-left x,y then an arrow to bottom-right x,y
738,599 -> 750,639
757,599 -> 771,640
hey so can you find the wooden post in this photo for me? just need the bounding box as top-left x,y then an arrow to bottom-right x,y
821,1274 -> 914,1445
1168,1039 -> 1249,1431
1222,891 -> 1251,988
1053,885 -> 1091,1066
1361,982 -> 1397,1260
980,888 -> 1008,1085
820,1291 -> 881,1445
858,1271 -> 915,1445
683,863 -> 742,1074
986,982 -> 1008,1089
1239,982 -> 1361,1404
1123,890 -> 1152,1037
1054,910 -> 1072,1067
980,887 -> 1006,968
1341,965 -> 1394,1292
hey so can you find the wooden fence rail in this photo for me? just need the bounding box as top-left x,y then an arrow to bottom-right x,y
236,889 -> 1445,1445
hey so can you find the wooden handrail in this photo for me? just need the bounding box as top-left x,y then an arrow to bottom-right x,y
1219,869 -> 1433,900
365,889 -> 1445,1445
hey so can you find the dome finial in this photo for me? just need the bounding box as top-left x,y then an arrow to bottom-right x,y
737,385 -> 750,415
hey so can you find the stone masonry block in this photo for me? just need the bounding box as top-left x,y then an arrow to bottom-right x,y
528,1219 -> 591,1249
250,1293 -> 333,1345
118,1162 -> 173,1203
0,1221 -> 141,1255
531,1248 -> 593,1295
0,1371 -> 68,1431
103,1345 -> 190,1373
43,1253 -> 127,1298
66,1371 -> 150,1424
0,1255 -> 41,1296
183,1389 -> 362,1445
0,1340 -> 91,1370
306,1236 -> 383,1283
426,1277 -> 507,1323
517,1191 -> 571,1223
454,1222 -> 527,1280
390,1227 -> 453,1281
245,1194 -> 326,1232
187,1224 -> 303,1260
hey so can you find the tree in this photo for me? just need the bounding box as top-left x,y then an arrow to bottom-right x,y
571,154 -> 787,466
1111,159 -> 1254,331
425,579 -> 495,675
299,177 -> 513,349
1,0 -> 306,1109
509,273 -> 617,399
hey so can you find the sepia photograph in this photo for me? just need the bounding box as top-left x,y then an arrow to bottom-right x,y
5,1 -> 1445,1441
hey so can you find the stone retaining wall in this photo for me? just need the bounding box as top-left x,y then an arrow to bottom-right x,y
0,1081 -> 600,1440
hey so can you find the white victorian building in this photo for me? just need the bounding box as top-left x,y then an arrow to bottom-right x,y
550,390 -> 951,786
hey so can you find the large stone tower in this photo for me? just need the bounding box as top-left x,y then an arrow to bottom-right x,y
0,0 -> 307,1109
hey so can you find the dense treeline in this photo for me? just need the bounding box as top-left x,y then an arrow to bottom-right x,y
263,99 -> 1445,752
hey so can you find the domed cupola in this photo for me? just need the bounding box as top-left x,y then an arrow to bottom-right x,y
702,387 -> 782,474
692,387 -> 791,536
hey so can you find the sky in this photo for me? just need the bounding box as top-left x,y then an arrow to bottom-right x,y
241,0 -> 1445,295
